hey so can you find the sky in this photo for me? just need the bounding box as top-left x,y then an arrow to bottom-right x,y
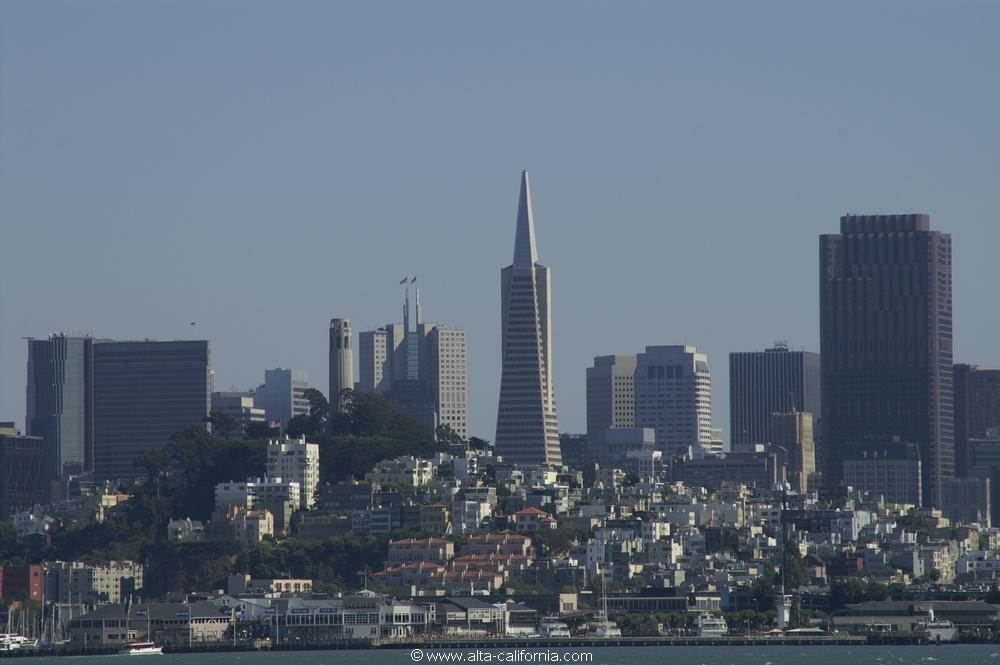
2,1 -> 999,444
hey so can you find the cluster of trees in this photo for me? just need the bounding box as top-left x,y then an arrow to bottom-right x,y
615,609 -> 791,637
827,578 -> 902,611
530,523 -> 588,557
615,612 -> 695,636
2,387 -> 455,597
276,388 -> 448,485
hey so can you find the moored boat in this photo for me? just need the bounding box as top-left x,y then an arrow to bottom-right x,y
539,617 -> 571,638
119,641 -> 164,655
913,609 -> 958,643
692,612 -> 729,637
0,634 -> 38,652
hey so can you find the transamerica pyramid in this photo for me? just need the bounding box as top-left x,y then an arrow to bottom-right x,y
495,171 -> 562,467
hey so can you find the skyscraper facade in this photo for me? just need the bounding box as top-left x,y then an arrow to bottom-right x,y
729,343 -> 820,449
266,436 -> 320,510
0,432 -> 49,518
25,335 -> 94,476
92,340 -> 211,481
329,318 -> 354,412
820,214 -> 953,506
358,324 -> 405,395
771,410 -> 816,492
842,437 -> 923,506
954,364 -> 1000,478
634,345 -> 713,459
254,368 -> 309,428
495,171 -> 561,466
586,355 -> 638,462
422,324 -> 468,438
357,292 -> 467,438
210,391 -> 266,437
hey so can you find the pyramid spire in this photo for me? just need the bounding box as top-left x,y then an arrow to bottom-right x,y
512,170 -> 538,267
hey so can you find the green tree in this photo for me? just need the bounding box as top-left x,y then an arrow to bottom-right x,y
315,390 -> 443,484
305,387 -> 329,420
828,578 -> 888,611
142,541 -> 244,597
531,523 -> 586,557
435,423 -> 466,448
245,420 -> 280,440
285,414 -> 314,438
469,437 -> 491,451
287,388 -> 330,438
783,541 -> 809,588
749,563 -> 778,612
133,425 -> 267,524
206,409 -> 239,439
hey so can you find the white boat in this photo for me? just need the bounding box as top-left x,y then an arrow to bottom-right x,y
539,617 -> 571,638
587,616 -> 622,638
589,567 -> 621,637
692,612 -> 729,637
0,634 -> 39,651
119,641 -> 164,655
0,634 -> 38,651
914,609 -> 959,643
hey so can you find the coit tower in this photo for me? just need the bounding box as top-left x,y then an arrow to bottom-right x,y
329,318 -> 353,413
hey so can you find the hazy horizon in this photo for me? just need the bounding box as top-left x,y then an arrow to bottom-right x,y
2,1 -> 999,443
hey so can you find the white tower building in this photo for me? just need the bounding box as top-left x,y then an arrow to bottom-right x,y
329,318 -> 354,412
635,345 -> 713,459
495,171 -> 561,466
266,435 -> 320,509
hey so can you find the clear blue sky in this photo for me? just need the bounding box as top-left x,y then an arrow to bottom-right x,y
2,1 -> 998,442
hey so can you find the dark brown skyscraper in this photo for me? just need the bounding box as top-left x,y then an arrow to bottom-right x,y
954,364 -> 1000,477
820,214 -> 953,507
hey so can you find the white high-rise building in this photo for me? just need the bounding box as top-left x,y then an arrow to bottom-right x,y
211,391 -> 265,437
495,171 -> 561,466
634,345 -> 713,459
422,324 -> 468,438
357,293 -> 467,439
266,435 -> 320,509
358,324 -> 405,395
586,355 -> 638,462
254,368 -> 309,428
708,427 -> 725,456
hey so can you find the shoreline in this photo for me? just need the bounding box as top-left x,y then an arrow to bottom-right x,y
3,634 -> 983,658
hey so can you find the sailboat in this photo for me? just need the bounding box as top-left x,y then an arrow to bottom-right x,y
588,568 -> 622,638
119,603 -> 163,655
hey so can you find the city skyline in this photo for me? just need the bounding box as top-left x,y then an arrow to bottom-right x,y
6,1 -> 1000,647
3,2 -> 999,443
